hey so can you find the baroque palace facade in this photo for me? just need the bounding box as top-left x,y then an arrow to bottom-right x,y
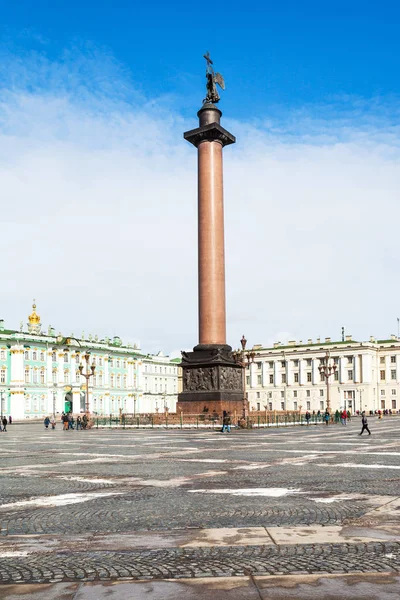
246,335 -> 400,414
0,303 -> 180,420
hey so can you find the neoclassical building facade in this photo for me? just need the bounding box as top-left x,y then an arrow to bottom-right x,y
246,335 -> 400,413
0,303 -> 180,419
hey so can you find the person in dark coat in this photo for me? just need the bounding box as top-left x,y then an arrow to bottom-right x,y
359,412 -> 371,435
2,416 -> 7,432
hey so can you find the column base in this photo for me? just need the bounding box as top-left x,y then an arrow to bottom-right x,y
177,344 -> 245,417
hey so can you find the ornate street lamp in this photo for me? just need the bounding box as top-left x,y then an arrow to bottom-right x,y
78,352 -> 95,416
233,335 -> 255,418
318,351 -> 337,413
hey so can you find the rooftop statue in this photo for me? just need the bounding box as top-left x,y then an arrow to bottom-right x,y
203,51 -> 225,105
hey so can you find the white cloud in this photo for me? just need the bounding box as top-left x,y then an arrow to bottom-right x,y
1,47 -> 400,354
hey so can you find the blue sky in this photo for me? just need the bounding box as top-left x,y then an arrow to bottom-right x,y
0,2 -> 400,353
2,1 -> 400,118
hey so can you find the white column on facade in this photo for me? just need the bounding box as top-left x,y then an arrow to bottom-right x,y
298,358 -> 305,385
362,353 -> 371,383
261,360 -> 267,387
286,360 -> 292,385
104,356 -> 109,386
127,360 -> 133,388
353,355 -> 360,384
311,358 -> 317,385
396,353 -> 400,384
339,356 -> 345,384
273,361 -> 279,387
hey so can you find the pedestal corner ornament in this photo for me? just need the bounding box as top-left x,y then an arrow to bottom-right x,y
177,53 -> 245,417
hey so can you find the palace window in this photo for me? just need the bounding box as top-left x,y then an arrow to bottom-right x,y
0,350 -> 5,360
123,361 -> 127,369
64,371 -> 70,384
24,368 -> 30,383
32,351 -> 37,361
117,374 -> 121,388
268,402 -> 272,410
306,401 -> 310,410
256,362 -> 262,369
307,372 -> 312,382
380,357 -> 385,364
116,360 -> 120,368
380,370 -> 386,381
25,351 -> 29,360
320,389 -> 324,396
32,370 -> 38,383
320,401 -> 324,410
391,355 -> 396,363
40,352 -> 44,361
64,353 -> 68,363
334,357 -> 339,364
391,370 -> 396,380
99,374 -> 103,386
1,369 -> 6,383
334,371 -> 339,380
257,402 -> 260,410
281,402 -> 285,409
392,399 -> 397,409
269,374 -> 274,384
294,372 -> 299,382
52,352 -> 56,362
257,375 -> 262,385
40,370 -> 45,384
110,375 -> 115,388
281,361 -> 286,367
99,357 -> 102,366
123,375 -> 127,388
52,370 -> 57,383
294,402 -> 297,410
256,391 -> 260,398
280,391 -> 284,398
347,356 -> 353,364
110,359 -> 114,367
348,370 -> 353,380
92,375 -> 96,386
24,396 -> 30,412
293,360 -> 299,367
320,373 -> 324,382
306,359 -> 312,366
306,390 -> 311,397
76,370 -> 80,382
268,391 -> 272,399
392,389 -> 397,395
268,361 -> 273,368
281,374 -> 286,384
293,390 -> 297,398
381,389 -> 385,396
40,396 -> 46,412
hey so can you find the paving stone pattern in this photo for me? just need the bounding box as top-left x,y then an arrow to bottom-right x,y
0,418 -> 399,584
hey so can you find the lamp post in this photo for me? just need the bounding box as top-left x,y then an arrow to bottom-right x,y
318,351 -> 337,413
0,390 -> 4,420
78,352 -> 95,416
233,335 -> 255,418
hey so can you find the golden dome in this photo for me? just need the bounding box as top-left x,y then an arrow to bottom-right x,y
28,299 -> 41,325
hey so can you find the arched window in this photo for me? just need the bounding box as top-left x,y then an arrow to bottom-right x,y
40,370 -> 45,384
24,350 -> 29,360
110,374 -> 115,388
99,373 -> 103,386
52,352 -> 56,362
76,370 -> 80,382
32,370 -> 38,384
40,352 -> 45,361
123,375 -> 127,388
24,396 -> 30,412
52,369 -> 57,383
32,351 -> 37,361
117,374 -> 121,388
32,396 -> 39,412
0,369 -> 6,383
64,371 -> 70,384
64,353 -> 68,363
24,368 -> 30,383
40,395 -> 46,412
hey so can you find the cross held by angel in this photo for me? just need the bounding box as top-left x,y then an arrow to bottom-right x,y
203,52 -> 225,105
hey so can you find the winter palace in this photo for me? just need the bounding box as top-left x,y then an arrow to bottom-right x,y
0,302 -> 180,420
246,334 -> 400,414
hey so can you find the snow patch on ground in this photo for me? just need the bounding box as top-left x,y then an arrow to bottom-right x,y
0,492 -> 121,509
188,488 -> 303,497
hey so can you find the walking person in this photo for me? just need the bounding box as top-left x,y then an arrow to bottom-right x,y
44,416 -> 50,429
2,416 -> 7,432
305,410 -> 311,425
222,412 -> 231,433
341,409 -> 347,426
50,416 -> 56,430
359,411 -> 371,436
76,416 -> 82,430
324,410 -> 330,426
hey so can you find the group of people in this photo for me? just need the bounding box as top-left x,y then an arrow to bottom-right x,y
61,413 -> 88,430
44,413 -> 89,430
304,408 -> 371,435
1,415 -> 11,431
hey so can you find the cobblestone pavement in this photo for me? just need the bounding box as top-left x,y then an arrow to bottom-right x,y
0,418 -> 399,591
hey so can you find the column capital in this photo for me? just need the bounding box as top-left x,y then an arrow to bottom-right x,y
184,122 -> 235,148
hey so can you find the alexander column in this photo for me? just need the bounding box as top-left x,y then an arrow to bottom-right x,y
177,53 -> 244,416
